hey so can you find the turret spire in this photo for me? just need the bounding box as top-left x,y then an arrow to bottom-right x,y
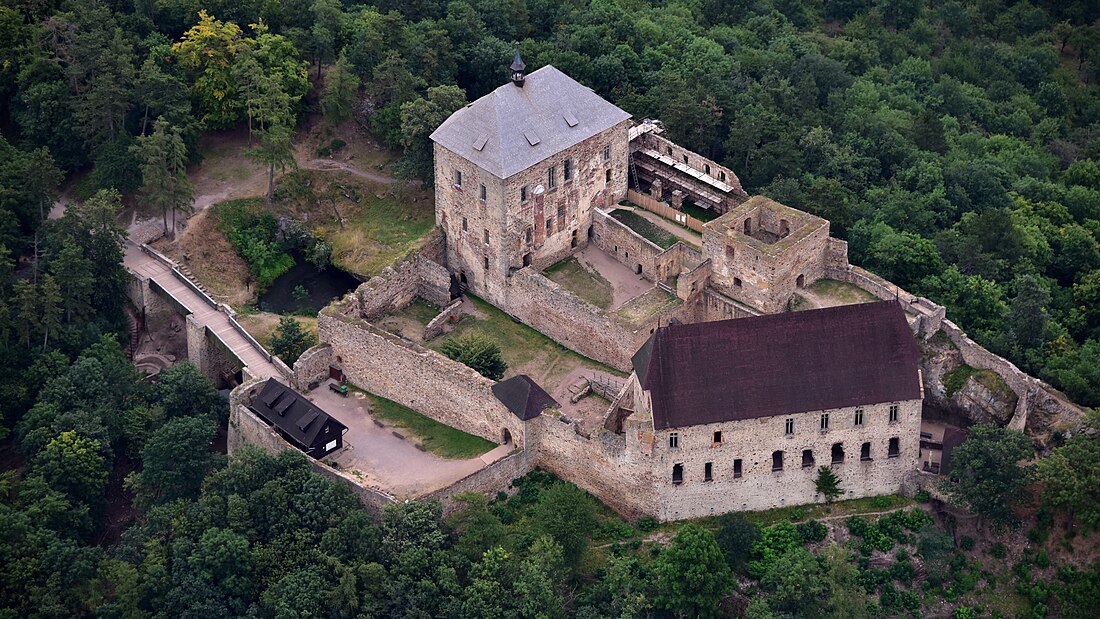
510,48 -> 526,87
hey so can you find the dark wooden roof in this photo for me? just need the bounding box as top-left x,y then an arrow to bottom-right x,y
492,375 -> 559,420
633,301 -> 921,430
250,379 -> 348,449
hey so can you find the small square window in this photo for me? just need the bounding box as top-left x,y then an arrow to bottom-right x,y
548,166 -> 557,189
888,437 -> 900,457
557,204 -> 565,221
889,405 -> 899,423
713,431 -> 722,445
462,217 -> 467,232
854,408 -> 864,426
784,418 -> 794,436
603,144 -> 611,161
521,185 -> 529,203
479,184 -> 486,201
546,218 -> 553,232
563,159 -> 573,182
820,413 -> 830,431
669,432 -> 679,449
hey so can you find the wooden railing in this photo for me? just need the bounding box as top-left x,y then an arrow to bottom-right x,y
625,189 -> 706,233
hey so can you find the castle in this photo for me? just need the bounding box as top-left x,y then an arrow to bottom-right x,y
228,57 -> 973,521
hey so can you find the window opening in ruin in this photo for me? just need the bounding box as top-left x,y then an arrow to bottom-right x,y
525,228 -> 532,244
861,442 -> 871,461
484,230 -> 490,245
460,271 -> 468,287
606,169 -> 612,182
636,264 -> 642,275
666,146 -> 672,156
571,230 -> 578,248
720,171 -> 727,181
502,428 -> 512,444
546,218 -> 553,233
479,184 -> 486,201
820,413 -> 830,431
454,169 -> 462,188
888,437 -> 900,457
831,443 -> 845,464
564,158 -> 574,182
588,226 -> 594,240
603,144 -> 611,161
743,218 -> 752,235
557,204 -> 565,220
483,256 -> 489,270
548,166 -> 557,189
889,404 -> 899,423
522,253 -> 531,267
462,217 -> 468,232
772,451 -> 784,471
734,459 -> 743,478
704,462 -> 713,482
797,274 -> 805,288
784,418 -> 794,436
521,185 -> 529,203
705,164 -> 711,175
779,219 -> 790,237
672,463 -> 683,484
734,277 -> 742,287
669,432 -> 679,449
682,154 -> 688,164
802,449 -> 814,468
725,245 -> 734,260
854,408 -> 864,426
713,431 -> 722,445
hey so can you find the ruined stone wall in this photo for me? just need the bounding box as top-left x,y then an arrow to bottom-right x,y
504,268 -> 647,371
318,310 -> 524,448
824,265 -> 945,338
825,237 -> 850,269
353,251 -> 451,321
675,258 -> 712,301
292,344 -> 334,391
590,209 -> 665,280
647,399 -> 922,520
423,449 -> 536,516
434,121 -> 631,306
530,414 -> 655,519
423,298 -> 464,341
634,131 -> 746,197
701,289 -> 761,322
228,379 -> 397,518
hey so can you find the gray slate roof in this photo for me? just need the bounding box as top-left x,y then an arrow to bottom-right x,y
430,65 -> 632,179
492,375 -> 559,421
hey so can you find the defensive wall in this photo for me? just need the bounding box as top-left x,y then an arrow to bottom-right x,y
353,234 -> 452,321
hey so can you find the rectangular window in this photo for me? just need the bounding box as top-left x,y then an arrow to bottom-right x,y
557,204 -> 565,221
733,459 -> 742,478
668,432 -> 679,449
860,442 -> 872,461
672,463 -> 683,484
525,228 -> 532,244
563,159 -> 573,182
705,164 -> 711,175
520,185 -> 529,203
682,154 -> 688,164
784,418 -> 794,436
704,462 -> 713,482
889,404 -> 899,423
720,171 -> 727,181
548,166 -> 557,189
603,144 -> 611,161
772,450 -> 784,471
483,229 -> 489,245
820,413 -> 830,431
454,169 -> 462,188
483,256 -> 489,269
854,408 -> 864,426
888,437 -> 900,457
479,184 -> 486,201
713,431 -> 722,445
462,217 -> 468,232
605,169 -> 612,182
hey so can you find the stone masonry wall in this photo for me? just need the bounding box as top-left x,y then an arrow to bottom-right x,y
648,399 -> 922,520
423,298 -> 464,341
634,131 -> 746,197
353,251 -> 451,321
318,310 -> 525,448
292,344 -> 334,391
590,208 -> 665,280
423,449 -> 536,517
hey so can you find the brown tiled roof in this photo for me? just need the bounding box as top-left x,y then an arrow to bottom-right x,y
492,375 -> 559,420
633,301 -> 921,430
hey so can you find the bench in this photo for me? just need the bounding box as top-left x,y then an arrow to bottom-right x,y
329,383 -> 348,397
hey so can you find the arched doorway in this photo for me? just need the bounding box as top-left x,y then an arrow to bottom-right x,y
501,428 -> 512,444
460,271 -> 468,287
796,274 -> 805,288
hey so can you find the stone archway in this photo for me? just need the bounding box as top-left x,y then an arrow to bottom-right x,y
501,428 -> 513,445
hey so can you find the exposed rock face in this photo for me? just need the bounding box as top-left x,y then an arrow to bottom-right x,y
920,336 -> 1017,427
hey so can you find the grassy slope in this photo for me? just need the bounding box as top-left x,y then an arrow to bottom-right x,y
364,392 -> 496,459
543,256 -> 614,310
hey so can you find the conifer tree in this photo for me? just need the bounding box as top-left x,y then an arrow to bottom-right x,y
815,466 -> 843,503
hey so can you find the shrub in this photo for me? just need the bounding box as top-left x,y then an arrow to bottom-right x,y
1036,549 -> 1050,569
991,542 -> 1006,559
797,519 -> 828,544
961,536 -> 975,551
439,335 -> 508,380
871,495 -> 892,509
636,516 -> 659,533
916,489 -> 932,502
215,200 -> 294,288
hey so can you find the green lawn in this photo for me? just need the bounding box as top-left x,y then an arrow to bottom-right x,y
326,193 -> 436,277
391,299 -> 441,325
615,288 -> 681,325
363,391 -> 496,459
681,201 -> 721,223
809,278 -> 881,305
609,210 -> 680,249
544,257 -> 614,310
943,363 -> 1018,405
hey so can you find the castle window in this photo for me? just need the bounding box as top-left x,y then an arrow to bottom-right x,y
820,413 -> 830,431
672,463 -> 683,484
557,204 -> 565,221
831,443 -> 845,464
733,459 -> 743,478
525,228 -> 532,244
734,277 -> 742,287
454,169 -> 463,188
772,451 -> 784,471
888,437 -> 900,458
462,217 -> 468,232
603,144 -> 611,161
704,462 -> 713,482
606,169 -> 612,182
483,256 -> 489,269
889,404 -> 899,423
720,171 -> 727,181
521,185 -> 529,203
563,158 -> 573,182
682,154 -> 688,164
705,163 -> 711,175
784,418 -> 794,436
860,442 -> 872,461
666,146 -> 672,156
802,449 -> 815,468
854,408 -> 864,426
522,253 -> 531,267
548,166 -> 557,189
668,432 -> 679,449
713,431 -> 722,445
546,218 -> 553,233
479,184 -> 486,201
725,245 -> 734,260
483,229 -> 489,245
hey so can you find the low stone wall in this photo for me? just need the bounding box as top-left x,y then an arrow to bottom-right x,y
505,268 -> 646,371
353,253 -> 451,321
292,344 -> 334,391
824,265 -> 945,338
423,298 -> 464,341
590,209 -> 665,282
423,449 -> 536,516
318,310 -> 525,448
228,378 -> 397,518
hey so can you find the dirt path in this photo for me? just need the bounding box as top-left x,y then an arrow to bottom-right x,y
794,287 -> 826,310
300,158 -> 409,186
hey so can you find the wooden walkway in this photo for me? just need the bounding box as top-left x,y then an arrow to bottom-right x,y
124,241 -> 285,380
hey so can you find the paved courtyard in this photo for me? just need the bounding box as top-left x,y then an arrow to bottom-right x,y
304,383 -> 511,499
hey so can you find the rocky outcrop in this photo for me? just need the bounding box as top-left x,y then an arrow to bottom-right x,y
920,335 -> 1017,427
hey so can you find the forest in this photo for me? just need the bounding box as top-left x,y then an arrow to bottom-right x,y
2,0 -> 1100,617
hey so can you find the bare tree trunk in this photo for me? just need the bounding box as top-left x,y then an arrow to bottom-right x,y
267,164 -> 275,205
142,105 -> 150,136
